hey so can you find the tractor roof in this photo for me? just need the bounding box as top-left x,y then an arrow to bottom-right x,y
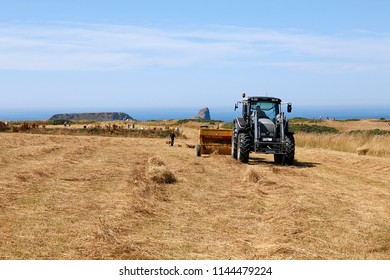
246,96 -> 282,103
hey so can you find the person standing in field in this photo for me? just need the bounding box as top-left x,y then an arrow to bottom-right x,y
170,131 -> 176,146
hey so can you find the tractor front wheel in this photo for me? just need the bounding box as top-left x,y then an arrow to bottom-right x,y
237,132 -> 251,163
284,133 -> 295,165
274,154 -> 284,164
274,134 -> 295,165
231,126 -> 238,159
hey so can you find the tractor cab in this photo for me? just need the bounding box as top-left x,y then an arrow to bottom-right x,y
248,97 -> 281,122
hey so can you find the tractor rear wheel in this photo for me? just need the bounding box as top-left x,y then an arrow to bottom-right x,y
237,132 -> 251,163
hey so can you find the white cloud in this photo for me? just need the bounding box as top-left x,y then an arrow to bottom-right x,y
0,22 -> 389,72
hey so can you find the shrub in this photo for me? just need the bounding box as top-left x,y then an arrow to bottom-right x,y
176,119 -> 223,125
51,119 -> 73,125
289,117 -> 317,123
289,124 -> 338,134
336,118 -> 361,122
221,122 -> 233,129
347,129 -> 390,136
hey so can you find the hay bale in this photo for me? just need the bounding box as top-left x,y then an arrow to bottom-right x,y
356,147 -> 369,155
147,165 -> 176,184
146,156 -> 176,184
243,167 -> 261,183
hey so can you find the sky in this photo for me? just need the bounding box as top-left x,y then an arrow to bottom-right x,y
1,0 -> 390,110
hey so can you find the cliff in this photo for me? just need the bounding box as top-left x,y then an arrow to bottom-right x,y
193,107 -> 211,120
48,112 -> 133,121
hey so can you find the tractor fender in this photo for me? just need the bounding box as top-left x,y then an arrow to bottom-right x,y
234,117 -> 248,133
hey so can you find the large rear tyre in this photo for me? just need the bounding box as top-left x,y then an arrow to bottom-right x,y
237,132 -> 251,163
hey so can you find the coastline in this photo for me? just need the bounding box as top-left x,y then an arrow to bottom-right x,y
0,105 -> 389,122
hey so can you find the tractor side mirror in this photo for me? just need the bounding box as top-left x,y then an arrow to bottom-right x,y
234,103 -> 238,111
287,103 -> 292,113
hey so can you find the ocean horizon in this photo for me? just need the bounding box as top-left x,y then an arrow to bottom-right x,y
0,105 -> 389,122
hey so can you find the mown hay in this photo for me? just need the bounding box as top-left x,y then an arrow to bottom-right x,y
147,156 -> 165,167
243,167 -> 261,183
356,146 -> 369,155
147,165 -> 176,184
146,156 -> 176,184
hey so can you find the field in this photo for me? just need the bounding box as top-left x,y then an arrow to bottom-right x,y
0,119 -> 389,259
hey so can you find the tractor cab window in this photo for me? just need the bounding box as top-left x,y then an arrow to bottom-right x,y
250,102 -> 279,121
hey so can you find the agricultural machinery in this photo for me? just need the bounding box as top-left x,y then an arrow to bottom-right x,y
231,93 -> 295,164
196,127 -> 232,156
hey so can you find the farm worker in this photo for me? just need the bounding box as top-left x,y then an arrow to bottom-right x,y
170,131 -> 176,146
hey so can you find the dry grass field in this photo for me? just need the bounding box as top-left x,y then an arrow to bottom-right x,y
294,119 -> 390,157
0,119 -> 389,260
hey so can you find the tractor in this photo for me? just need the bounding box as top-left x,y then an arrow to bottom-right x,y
231,93 -> 295,165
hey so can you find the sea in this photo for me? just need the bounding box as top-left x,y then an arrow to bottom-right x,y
0,105 -> 389,122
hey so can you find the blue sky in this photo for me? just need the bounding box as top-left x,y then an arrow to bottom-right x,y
1,0 -> 390,110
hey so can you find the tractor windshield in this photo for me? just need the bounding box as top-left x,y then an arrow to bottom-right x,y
249,101 -> 280,121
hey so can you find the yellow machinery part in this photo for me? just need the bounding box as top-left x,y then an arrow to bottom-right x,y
197,128 -> 232,155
